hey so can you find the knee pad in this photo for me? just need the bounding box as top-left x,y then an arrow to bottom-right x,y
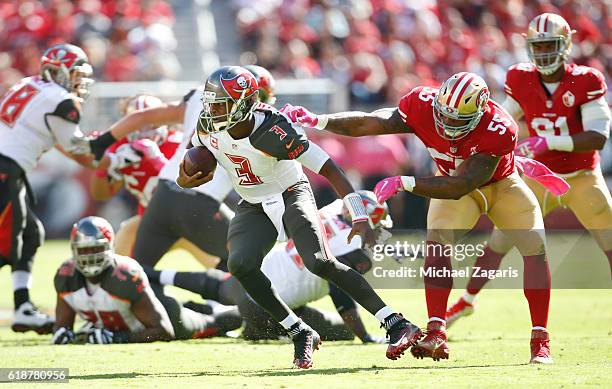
227,251 -> 261,280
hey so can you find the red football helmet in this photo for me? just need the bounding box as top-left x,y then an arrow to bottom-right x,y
123,94 -> 169,144
198,66 -> 259,133
70,216 -> 115,278
40,43 -> 94,100
244,65 -> 276,105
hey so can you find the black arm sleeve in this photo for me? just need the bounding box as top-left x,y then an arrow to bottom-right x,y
250,111 -> 310,160
328,282 -> 357,314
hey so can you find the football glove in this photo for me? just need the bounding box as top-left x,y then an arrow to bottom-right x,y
515,136 -> 549,158
86,328 -> 115,344
51,327 -> 75,345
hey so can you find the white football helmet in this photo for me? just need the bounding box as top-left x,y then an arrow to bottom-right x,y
525,13 -> 575,75
123,94 -> 169,144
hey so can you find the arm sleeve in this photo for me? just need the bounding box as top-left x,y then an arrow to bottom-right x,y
296,142 -> 330,173
580,96 -> 610,138
45,99 -> 84,152
502,96 -> 524,121
328,282 -> 357,314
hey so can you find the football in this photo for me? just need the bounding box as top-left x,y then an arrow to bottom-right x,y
183,146 -> 217,176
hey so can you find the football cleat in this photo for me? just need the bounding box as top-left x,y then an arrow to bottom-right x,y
411,321 -> 450,361
384,313 -> 423,360
445,297 -> 475,329
12,302 -> 54,334
530,329 -> 553,364
290,324 -> 321,369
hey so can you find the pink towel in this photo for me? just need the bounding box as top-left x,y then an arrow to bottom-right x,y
514,156 -> 570,196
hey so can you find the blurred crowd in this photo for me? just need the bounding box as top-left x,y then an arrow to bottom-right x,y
0,0 -> 181,95
233,0 -> 610,105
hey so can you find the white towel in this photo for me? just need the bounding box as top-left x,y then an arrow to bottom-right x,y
262,193 -> 288,242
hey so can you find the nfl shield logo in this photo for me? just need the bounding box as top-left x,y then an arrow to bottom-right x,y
562,91 -> 575,107
450,147 -> 457,153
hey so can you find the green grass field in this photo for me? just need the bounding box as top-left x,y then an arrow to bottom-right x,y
0,240 -> 611,388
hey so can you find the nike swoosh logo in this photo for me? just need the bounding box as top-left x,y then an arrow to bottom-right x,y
390,332 -> 407,347
285,139 -> 295,149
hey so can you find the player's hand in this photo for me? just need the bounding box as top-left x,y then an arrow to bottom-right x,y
51,327 -> 75,345
87,327 -> 115,344
362,333 -> 388,344
279,103 -> 323,129
515,136 -> 548,158
348,220 -> 376,247
374,176 -> 404,203
131,139 -> 164,159
176,160 -> 214,188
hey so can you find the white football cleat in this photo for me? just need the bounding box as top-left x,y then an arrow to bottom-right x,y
12,302 -> 54,334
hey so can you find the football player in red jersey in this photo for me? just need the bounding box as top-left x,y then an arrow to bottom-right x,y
283,72 -> 553,364
447,13 -> 611,331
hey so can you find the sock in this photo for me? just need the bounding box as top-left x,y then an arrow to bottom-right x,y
159,270 -> 177,286
523,254 -> 551,328
424,241 -> 453,320
12,271 -> 32,309
466,246 -> 506,295
143,267 -> 161,284
374,306 -> 394,323
13,289 -> 29,309
280,313 -> 301,330
605,250 -> 612,278
462,291 -> 476,304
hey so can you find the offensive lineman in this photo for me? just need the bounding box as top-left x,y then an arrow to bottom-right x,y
178,65 -> 423,369
52,216 -> 241,344
447,13 -> 611,326
0,43 -> 96,333
284,72 -> 554,364
147,191 -> 391,343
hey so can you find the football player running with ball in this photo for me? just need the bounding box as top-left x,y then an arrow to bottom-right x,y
446,13 -> 611,328
284,72 -> 555,364
52,217 -> 241,345
178,66 -> 422,369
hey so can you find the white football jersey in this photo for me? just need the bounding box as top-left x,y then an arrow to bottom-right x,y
261,200 -> 362,308
0,76 -> 84,174
54,255 -> 153,332
191,109 -> 309,204
158,88 -> 233,202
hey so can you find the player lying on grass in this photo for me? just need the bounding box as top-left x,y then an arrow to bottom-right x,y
176,65 -> 423,368
52,216 -> 241,344
146,191 -> 391,343
282,72 -> 571,364
446,13 -> 612,328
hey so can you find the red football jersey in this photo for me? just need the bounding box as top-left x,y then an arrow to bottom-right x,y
505,63 -> 607,174
398,86 -> 517,185
106,131 -> 182,213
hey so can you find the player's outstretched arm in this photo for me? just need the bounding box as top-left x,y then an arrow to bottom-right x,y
127,289 -> 175,343
108,103 -> 185,140
284,104 -> 411,136
51,296 -> 77,344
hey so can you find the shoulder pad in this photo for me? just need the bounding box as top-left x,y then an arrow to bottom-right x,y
250,111 -> 310,160
51,98 -> 81,124
103,256 -> 149,302
54,260 -> 85,294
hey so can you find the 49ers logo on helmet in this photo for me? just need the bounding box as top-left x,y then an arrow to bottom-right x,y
42,48 -> 79,68
221,72 -> 257,99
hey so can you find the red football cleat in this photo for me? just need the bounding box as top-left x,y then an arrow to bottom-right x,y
292,326 -> 321,369
445,297 -> 475,329
411,321 -> 449,361
530,329 -> 553,364
384,313 -> 423,360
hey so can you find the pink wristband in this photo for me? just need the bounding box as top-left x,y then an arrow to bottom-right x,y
94,169 -> 108,178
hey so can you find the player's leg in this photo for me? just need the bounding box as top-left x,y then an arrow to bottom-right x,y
171,238 -> 221,268
132,181 -> 180,268
411,193 -> 482,360
114,215 -> 140,256
562,168 -> 612,276
283,182 -> 422,360
488,174 -> 552,364
447,176 -> 555,327
11,204 -> 54,333
151,284 -> 241,339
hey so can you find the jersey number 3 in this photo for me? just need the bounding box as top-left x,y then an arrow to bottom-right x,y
0,82 -> 39,128
225,154 -> 263,186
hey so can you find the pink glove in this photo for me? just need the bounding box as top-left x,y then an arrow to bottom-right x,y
279,103 -> 321,128
515,137 -> 548,158
131,139 -> 167,171
374,176 -> 404,203
515,156 -> 570,196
